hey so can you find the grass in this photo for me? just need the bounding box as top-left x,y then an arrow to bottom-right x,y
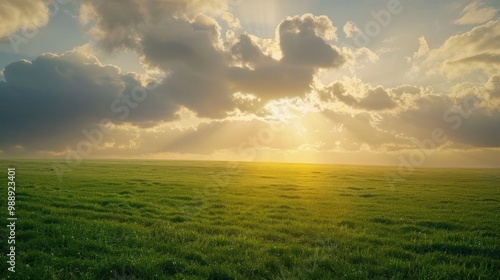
0,159 -> 499,279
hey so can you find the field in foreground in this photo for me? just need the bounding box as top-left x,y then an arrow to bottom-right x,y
0,160 -> 499,279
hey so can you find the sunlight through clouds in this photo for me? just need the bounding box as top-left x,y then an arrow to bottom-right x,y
0,0 -> 499,167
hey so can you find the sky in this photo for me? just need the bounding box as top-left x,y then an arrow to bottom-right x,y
0,0 -> 499,167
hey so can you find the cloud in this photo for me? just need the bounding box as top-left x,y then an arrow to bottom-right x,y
320,79 -> 397,111
228,34 -> 313,102
221,11 -> 241,30
92,109 -> 410,157
413,36 -> 429,59
158,119 -> 304,155
391,85 -> 422,95
1,2 -> 359,157
358,47 -> 379,63
485,74 -> 500,99
279,14 -> 344,68
317,76 -> 500,150
415,20 -> 500,80
454,1 -> 498,25
447,52 -> 500,66
318,110 -> 410,151
343,21 -> 360,38
357,87 -> 397,111
230,34 -> 268,64
228,14 -> 347,101
228,63 -> 315,101
79,0 -> 228,52
139,17 -> 237,118
0,50 -> 179,152
0,0 -> 51,39
81,1 -> 239,117
80,2 -> 349,109
0,10 -> 352,154
4,0 -> 499,163
376,84 -> 500,148
2,48 -> 500,159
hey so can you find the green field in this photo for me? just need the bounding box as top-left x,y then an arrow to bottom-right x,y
0,160 -> 499,279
